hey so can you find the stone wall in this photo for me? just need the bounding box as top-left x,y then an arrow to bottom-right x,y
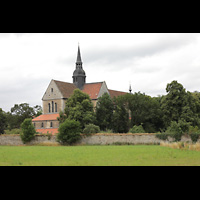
0,133 -> 195,146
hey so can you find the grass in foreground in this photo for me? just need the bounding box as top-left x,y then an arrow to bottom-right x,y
1,145 -> 200,166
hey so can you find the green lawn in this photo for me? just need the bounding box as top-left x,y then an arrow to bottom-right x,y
1,145 -> 200,166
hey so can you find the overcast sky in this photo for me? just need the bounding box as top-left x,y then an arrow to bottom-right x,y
1,33 -> 200,112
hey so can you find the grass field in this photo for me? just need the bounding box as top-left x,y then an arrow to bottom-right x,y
1,145 -> 200,166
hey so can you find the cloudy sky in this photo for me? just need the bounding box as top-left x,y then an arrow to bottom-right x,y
0,33 -> 200,112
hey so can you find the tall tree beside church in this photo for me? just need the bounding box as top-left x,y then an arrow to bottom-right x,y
161,80 -> 200,129
96,93 -> 114,131
112,96 -> 129,133
64,89 -> 95,129
124,93 -> 163,133
0,108 -> 7,134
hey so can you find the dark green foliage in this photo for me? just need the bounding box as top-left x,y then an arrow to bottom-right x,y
161,81 -> 200,129
64,89 -> 95,129
83,124 -> 100,135
125,93 -> 164,133
6,103 -> 42,130
190,133 -> 200,143
57,119 -> 81,145
0,108 -> 7,134
129,125 -> 145,133
155,133 -> 169,141
20,118 -> 36,144
165,120 -> 190,142
96,93 -> 114,131
112,97 -> 129,133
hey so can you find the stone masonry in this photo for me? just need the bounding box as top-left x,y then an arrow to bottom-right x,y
0,133 -> 196,146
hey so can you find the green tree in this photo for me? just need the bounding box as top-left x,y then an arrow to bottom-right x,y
96,93 -> 114,131
161,81 -> 200,129
33,105 -> 43,117
0,108 -> 7,134
129,125 -> 145,133
64,89 -> 95,129
83,124 -> 100,135
20,118 -> 36,143
112,96 -> 129,133
57,119 -> 81,145
8,103 -> 42,129
126,93 -> 163,133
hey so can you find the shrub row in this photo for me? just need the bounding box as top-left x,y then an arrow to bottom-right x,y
156,132 -> 200,143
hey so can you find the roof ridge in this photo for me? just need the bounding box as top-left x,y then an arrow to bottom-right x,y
108,89 -> 127,93
85,82 -> 103,85
53,80 -> 74,84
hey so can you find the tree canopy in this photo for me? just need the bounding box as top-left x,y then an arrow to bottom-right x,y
64,89 -> 95,129
0,108 -> 7,134
95,93 -> 114,131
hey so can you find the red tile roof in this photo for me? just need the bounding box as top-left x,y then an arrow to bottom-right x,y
108,89 -> 127,98
54,80 -> 77,99
32,114 -> 60,121
82,82 -> 103,99
36,128 -> 58,135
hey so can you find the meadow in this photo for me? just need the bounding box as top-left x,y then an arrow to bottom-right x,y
1,145 -> 200,166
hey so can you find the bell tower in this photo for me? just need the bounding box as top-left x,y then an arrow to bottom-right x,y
72,45 -> 86,89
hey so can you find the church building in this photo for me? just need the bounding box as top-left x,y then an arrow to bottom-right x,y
32,46 -> 128,134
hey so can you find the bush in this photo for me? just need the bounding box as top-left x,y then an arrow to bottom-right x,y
190,133 -> 200,143
165,120 -> 190,142
20,118 -> 36,144
4,128 -> 23,135
129,125 -> 145,134
83,124 -> 100,135
57,119 -> 81,145
155,133 -> 169,141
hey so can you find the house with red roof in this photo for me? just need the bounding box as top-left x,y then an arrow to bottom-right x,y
32,45 -> 128,135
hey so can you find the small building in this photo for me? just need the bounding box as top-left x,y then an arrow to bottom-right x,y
32,45 -> 127,134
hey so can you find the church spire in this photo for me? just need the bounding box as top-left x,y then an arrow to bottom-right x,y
73,44 -> 86,89
129,83 -> 133,94
76,44 -> 82,64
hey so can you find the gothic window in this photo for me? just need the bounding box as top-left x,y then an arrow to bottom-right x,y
48,103 -> 51,113
55,103 -> 57,112
52,101 -> 54,113
50,122 -> 53,128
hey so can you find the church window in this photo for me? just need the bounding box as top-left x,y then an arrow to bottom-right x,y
41,122 -> 44,128
50,122 -> 53,128
48,103 -> 51,113
55,103 -> 57,112
52,101 -> 54,113
51,88 -> 53,92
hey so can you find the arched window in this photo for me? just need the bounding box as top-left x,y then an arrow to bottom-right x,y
41,122 -> 44,128
50,122 -> 53,128
52,101 -> 54,113
55,103 -> 57,112
48,103 -> 51,113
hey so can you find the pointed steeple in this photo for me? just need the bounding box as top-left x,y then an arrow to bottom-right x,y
73,44 -> 86,89
129,83 -> 133,94
76,44 -> 82,64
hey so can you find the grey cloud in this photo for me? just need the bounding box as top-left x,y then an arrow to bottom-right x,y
0,76 -> 49,112
84,33 -> 199,66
